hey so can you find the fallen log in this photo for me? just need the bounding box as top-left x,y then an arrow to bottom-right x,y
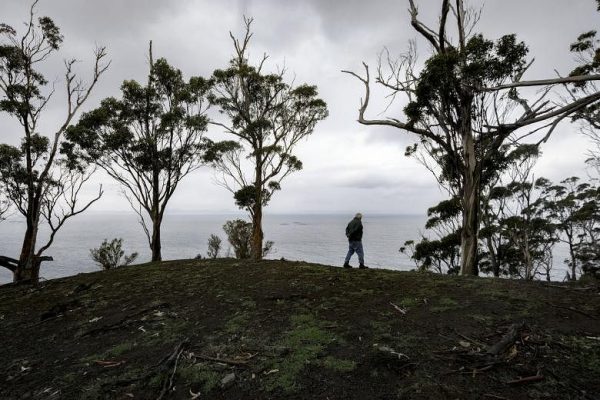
487,322 -> 525,357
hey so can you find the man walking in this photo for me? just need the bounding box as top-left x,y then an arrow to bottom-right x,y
344,213 -> 367,269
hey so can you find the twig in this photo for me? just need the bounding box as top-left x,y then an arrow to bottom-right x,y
193,354 -> 250,367
454,330 -> 487,348
507,374 -> 544,385
445,362 -> 501,376
549,304 -> 597,320
389,302 -> 407,315
78,302 -> 170,337
109,338 -> 188,389
483,394 -> 508,400
157,341 -> 187,400
94,360 -> 125,368
464,364 -> 495,374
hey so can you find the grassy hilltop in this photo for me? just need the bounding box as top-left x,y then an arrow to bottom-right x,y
1,259 -> 599,400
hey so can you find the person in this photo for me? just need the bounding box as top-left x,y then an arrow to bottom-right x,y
343,213 -> 367,269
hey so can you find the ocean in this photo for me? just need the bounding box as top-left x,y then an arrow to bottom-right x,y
0,213 -> 570,284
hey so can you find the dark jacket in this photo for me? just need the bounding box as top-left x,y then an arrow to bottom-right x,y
345,217 -> 363,242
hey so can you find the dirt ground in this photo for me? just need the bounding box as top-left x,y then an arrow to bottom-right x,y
1,259 -> 599,400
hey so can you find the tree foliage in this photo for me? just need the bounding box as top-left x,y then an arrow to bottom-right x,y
222,219 -> 274,259
90,238 -> 138,271
65,44 -> 231,262
345,0 -> 600,276
223,219 -> 252,259
567,2 -> 600,179
0,1 -> 107,282
207,234 -> 222,259
210,18 -> 328,261
543,177 -> 600,280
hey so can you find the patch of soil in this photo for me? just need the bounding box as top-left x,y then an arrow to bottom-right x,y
0,259 -> 599,399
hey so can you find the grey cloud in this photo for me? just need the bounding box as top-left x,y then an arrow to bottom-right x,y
335,175 -> 403,190
1,0 -> 598,215
332,169 -> 434,190
365,126 -> 418,147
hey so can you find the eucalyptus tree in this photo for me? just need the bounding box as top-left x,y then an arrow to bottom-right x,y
0,1 -> 107,282
400,196 -> 462,274
566,1 -> 600,176
344,0 -> 600,275
543,178 -> 600,280
210,18 -> 328,260
65,44 -> 227,262
403,144 -> 547,278
479,145 -> 541,277
495,178 -> 556,281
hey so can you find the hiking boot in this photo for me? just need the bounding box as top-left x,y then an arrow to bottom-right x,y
343,262 -> 352,269
359,264 -> 368,269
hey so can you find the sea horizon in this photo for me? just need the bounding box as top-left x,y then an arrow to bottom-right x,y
0,212 -> 572,284
0,213 -> 429,284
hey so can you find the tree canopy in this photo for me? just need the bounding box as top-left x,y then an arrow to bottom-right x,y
64,45 -> 230,262
210,18 -> 328,260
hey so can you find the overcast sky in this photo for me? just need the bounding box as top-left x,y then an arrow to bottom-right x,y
2,0 -> 600,215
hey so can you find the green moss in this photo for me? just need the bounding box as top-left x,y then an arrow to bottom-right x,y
241,298 -> 257,309
430,297 -> 460,312
148,374 -> 163,389
143,320 -> 191,346
225,312 -> 251,334
80,341 -> 136,363
397,297 -> 420,308
263,313 -> 337,393
178,363 -> 221,393
107,341 -> 136,357
321,356 -> 356,372
370,319 -> 393,340
561,336 -> 600,374
60,372 -> 78,384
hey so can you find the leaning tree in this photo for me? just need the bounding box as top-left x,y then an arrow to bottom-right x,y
344,0 -> 600,275
64,43 -> 231,262
0,1 -> 107,282
210,18 -> 328,260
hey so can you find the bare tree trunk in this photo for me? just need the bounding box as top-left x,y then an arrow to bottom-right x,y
251,202 -> 264,261
250,156 -> 264,261
568,241 -> 577,281
461,175 -> 480,275
150,213 -> 162,262
15,114 -> 39,282
16,226 -> 37,282
524,235 -> 533,280
486,236 -> 500,277
15,201 -> 40,282
146,41 -> 162,263
148,157 -> 162,262
459,106 -> 480,276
